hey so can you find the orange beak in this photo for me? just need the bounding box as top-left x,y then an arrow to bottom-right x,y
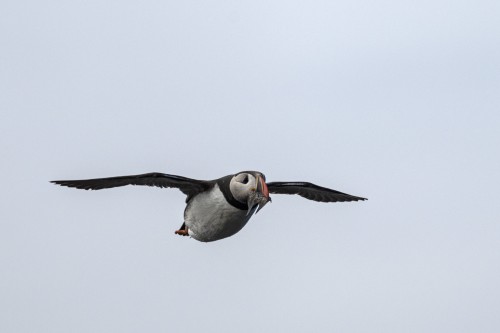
256,175 -> 270,201
246,174 -> 272,216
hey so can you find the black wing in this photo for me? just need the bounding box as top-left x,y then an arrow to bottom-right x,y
51,172 -> 212,200
267,182 -> 367,203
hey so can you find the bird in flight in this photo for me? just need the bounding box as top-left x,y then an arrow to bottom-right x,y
51,171 -> 366,242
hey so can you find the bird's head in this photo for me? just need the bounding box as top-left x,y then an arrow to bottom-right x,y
230,171 -> 271,215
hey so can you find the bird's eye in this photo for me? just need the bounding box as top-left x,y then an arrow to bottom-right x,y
241,175 -> 249,184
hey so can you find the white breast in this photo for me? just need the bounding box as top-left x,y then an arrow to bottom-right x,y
184,184 -> 255,242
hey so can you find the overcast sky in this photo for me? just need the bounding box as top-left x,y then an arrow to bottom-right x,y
1,0 -> 499,332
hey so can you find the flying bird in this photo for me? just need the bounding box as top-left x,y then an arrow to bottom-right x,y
51,171 -> 366,242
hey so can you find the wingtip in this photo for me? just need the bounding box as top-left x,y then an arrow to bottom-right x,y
50,180 -> 85,189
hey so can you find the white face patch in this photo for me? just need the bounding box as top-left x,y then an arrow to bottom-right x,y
229,173 -> 257,203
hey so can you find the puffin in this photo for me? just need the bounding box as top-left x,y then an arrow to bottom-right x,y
51,171 -> 366,242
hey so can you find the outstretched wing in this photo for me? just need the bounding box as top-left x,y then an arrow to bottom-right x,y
267,182 -> 367,203
51,172 -> 212,200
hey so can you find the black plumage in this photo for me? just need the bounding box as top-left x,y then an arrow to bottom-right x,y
51,172 -> 212,202
267,182 -> 366,202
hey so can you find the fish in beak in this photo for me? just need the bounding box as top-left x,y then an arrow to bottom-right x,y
246,174 -> 271,216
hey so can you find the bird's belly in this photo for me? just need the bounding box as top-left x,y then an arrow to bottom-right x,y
184,186 -> 253,242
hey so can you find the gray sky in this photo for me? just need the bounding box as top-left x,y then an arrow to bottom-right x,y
1,0 -> 499,332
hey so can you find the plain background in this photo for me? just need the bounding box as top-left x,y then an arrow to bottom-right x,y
1,0 -> 499,332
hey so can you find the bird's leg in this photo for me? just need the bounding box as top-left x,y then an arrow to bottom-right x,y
175,229 -> 189,236
175,222 -> 189,237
